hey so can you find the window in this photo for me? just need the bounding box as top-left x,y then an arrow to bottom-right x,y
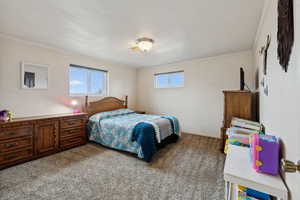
155,71 -> 184,88
69,64 -> 108,96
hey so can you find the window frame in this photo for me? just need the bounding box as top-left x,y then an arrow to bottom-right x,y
154,70 -> 184,89
69,64 -> 109,97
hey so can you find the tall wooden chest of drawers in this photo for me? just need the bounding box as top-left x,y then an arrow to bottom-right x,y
0,113 -> 87,169
220,90 -> 258,151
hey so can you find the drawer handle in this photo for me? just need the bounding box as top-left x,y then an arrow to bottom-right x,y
68,130 -> 78,134
68,122 -> 76,125
69,138 -> 81,143
4,153 -> 18,160
7,132 -> 17,136
6,143 -> 18,148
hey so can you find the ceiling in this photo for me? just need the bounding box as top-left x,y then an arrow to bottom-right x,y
0,0 -> 264,67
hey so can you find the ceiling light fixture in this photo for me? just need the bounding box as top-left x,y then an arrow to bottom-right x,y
131,37 -> 154,52
137,37 -> 154,52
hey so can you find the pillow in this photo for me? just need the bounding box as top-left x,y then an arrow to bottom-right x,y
90,109 -> 135,121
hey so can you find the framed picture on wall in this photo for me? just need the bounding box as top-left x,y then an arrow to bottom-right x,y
21,62 -> 48,89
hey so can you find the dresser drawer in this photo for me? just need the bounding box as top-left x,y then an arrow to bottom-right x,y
0,148 -> 33,165
60,136 -> 85,149
0,126 -> 33,141
60,128 -> 85,139
0,137 -> 33,153
60,117 -> 85,129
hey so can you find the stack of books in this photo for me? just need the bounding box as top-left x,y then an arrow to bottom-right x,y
237,185 -> 271,200
231,117 -> 262,132
225,118 -> 262,151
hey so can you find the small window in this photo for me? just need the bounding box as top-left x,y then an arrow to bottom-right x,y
155,71 -> 184,88
69,64 -> 108,96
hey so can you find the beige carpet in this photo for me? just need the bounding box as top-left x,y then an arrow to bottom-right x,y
0,133 -> 225,200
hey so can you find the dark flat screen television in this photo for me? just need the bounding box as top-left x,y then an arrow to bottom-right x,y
240,67 -> 245,90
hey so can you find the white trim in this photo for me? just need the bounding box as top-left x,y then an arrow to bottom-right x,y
105,71 -> 110,96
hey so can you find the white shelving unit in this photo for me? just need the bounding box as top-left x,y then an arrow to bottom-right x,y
224,145 -> 288,200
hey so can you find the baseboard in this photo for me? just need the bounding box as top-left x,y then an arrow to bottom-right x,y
182,132 -> 221,140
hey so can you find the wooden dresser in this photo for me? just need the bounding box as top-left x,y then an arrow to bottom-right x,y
0,113 -> 87,169
220,90 -> 258,151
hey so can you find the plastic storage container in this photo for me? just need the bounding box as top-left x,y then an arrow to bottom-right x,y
250,133 -> 280,175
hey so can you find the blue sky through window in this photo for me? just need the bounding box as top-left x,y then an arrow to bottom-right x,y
169,73 -> 184,87
155,71 -> 184,88
69,65 -> 107,95
156,74 -> 169,88
90,70 -> 105,94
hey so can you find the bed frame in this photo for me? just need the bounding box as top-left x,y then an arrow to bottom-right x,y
85,96 -> 128,117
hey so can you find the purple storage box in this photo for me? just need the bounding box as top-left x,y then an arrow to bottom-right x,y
251,134 -> 280,175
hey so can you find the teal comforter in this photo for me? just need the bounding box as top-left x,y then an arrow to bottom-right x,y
87,109 -> 180,160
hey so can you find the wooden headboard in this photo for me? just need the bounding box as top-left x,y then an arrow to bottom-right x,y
85,96 -> 128,117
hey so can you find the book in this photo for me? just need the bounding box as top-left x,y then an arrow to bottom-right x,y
231,117 -> 262,131
227,127 -> 259,136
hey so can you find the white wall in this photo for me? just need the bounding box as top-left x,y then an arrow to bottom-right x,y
0,36 -> 137,118
136,51 -> 255,138
253,0 -> 300,199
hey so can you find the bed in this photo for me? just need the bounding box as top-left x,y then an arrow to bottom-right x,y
85,96 -> 180,162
